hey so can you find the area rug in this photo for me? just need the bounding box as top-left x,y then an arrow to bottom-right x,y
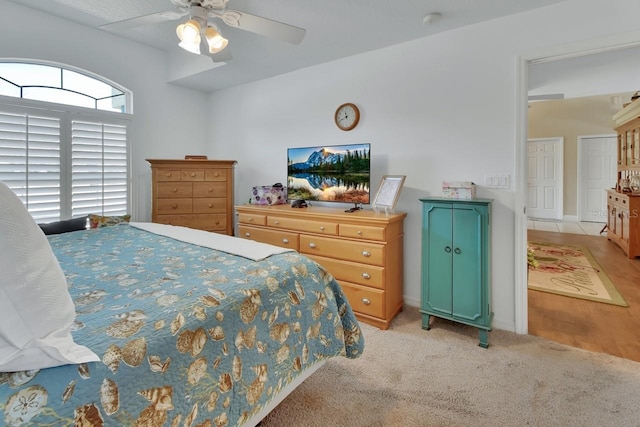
528,241 -> 628,307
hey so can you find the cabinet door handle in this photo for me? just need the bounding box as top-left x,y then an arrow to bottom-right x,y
282,238 -> 289,244
362,273 -> 371,279
362,298 -> 371,305
445,246 -> 452,253
454,248 -> 461,254
362,251 -> 371,257
244,232 -> 250,237
309,242 -> 317,249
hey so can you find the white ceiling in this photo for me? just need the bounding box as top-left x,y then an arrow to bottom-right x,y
8,0 -> 567,93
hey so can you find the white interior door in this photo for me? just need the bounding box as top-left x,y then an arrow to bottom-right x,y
578,135 -> 617,222
527,137 -> 563,220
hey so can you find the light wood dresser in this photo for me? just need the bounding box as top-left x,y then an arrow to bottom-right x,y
235,204 -> 407,329
147,159 -> 236,235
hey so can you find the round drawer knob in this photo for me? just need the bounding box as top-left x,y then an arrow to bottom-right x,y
309,242 -> 317,249
282,238 -> 289,244
362,273 -> 371,279
248,217 -> 253,221
357,230 -> 362,235
190,172 -> 196,177
362,251 -> 371,257
172,188 -> 178,192
215,220 -> 220,225
245,232 -> 250,237
320,226 -> 325,231
171,204 -> 177,209
214,173 -> 219,177
208,203 -> 213,208
165,172 -> 172,177
362,298 -> 371,305
275,220 -> 280,225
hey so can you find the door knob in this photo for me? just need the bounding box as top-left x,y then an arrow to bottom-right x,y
362,298 -> 371,305
454,248 -> 461,254
445,246 -> 452,253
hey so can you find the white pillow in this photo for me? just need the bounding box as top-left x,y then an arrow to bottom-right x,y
0,182 -> 99,371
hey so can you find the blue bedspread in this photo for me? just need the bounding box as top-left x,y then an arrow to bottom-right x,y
0,224 -> 364,426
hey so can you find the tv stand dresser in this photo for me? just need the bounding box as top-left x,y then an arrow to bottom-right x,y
235,204 -> 407,329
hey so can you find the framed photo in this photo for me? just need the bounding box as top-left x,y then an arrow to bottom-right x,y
372,175 -> 406,214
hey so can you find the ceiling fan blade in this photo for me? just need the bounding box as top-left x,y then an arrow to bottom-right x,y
100,9 -> 187,32
210,48 -> 232,63
221,10 -> 306,44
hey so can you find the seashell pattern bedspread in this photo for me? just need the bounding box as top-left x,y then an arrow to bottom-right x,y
0,224 -> 364,426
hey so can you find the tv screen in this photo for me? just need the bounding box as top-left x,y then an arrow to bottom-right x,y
287,143 -> 371,205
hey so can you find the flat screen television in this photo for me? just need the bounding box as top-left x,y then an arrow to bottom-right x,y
287,143 -> 371,207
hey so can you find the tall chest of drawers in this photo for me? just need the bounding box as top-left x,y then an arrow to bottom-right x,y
235,204 -> 407,330
147,159 -> 236,235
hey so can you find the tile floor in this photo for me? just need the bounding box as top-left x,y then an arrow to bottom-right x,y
527,219 -> 607,236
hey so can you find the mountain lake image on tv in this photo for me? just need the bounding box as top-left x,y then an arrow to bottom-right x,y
287,143 -> 371,204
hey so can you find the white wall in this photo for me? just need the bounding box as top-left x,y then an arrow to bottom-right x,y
0,0 -> 210,221
207,0 -> 640,332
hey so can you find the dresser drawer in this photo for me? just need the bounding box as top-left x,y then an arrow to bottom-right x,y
156,214 -> 227,231
339,281 -> 384,318
156,169 -> 181,181
238,225 -> 299,251
156,198 -> 192,214
157,182 -> 193,198
339,224 -> 386,241
238,213 -> 266,226
181,169 -> 205,181
193,198 -> 227,213
205,169 -> 228,181
307,254 -> 384,289
268,216 -> 338,235
193,182 -> 227,197
300,235 -> 384,266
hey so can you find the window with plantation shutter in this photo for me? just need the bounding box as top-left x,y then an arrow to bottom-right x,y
71,121 -> 128,217
0,61 -> 132,222
0,111 -> 62,222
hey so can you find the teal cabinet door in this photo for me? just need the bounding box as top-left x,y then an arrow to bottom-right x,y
422,203 -> 453,317
451,206 -> 483,324
419,197 -> 493,348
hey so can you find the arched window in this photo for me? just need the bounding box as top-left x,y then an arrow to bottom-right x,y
0,61 -> 132,222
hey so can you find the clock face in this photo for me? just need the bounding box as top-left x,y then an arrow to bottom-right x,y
335,103 -> 360,131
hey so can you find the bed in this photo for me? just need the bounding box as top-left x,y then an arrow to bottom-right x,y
0,220 -> 364,426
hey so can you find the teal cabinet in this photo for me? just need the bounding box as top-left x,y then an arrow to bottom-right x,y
419,197 -> 493,348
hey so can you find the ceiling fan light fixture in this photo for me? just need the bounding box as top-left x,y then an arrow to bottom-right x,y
176,19 -> 201,43
205,25 -> 228,53
178,38 -> 202,54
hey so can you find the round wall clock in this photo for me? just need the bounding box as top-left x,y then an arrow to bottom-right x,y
334,103 -> 360,131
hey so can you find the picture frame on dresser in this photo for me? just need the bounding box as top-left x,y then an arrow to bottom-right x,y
372,175 -> 406,215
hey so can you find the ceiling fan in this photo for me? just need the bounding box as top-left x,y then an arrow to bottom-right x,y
100,0 -> 306,62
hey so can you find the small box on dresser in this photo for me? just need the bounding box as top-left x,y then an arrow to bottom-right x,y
235,204 -> 407,330
147,159 -> 237,235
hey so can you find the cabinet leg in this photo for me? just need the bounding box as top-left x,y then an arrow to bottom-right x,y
421,314 -> 431,330
478,329 -> 489,348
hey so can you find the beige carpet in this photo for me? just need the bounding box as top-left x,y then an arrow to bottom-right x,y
260,307 -> 640,427
528,241 -> 628,307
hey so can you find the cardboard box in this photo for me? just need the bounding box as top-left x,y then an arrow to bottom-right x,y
442,181 -> 476,199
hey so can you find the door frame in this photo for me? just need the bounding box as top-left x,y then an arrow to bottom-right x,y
576,134 -> 617,222
526,137 -> 564,221
514,34 -> 640,335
